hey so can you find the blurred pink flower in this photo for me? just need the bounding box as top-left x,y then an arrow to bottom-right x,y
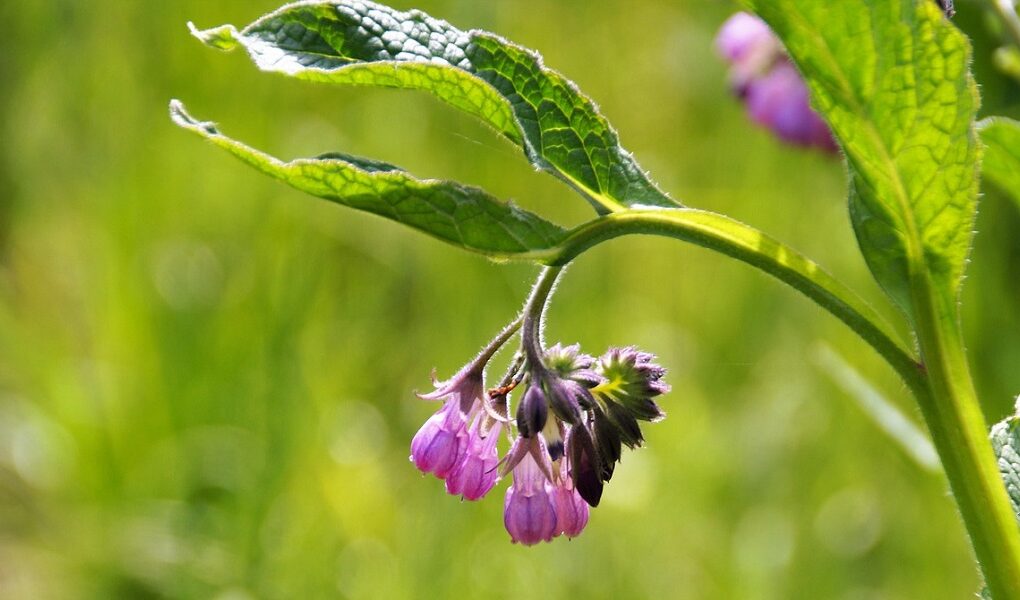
716,12 -> 837,154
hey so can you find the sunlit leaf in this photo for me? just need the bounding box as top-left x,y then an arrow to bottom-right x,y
169,100 -> 566,258
747,0 -> 979,323
187,0 -> 679,214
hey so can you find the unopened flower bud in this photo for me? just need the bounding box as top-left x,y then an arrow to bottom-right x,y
545,377 -> 584,425
516,384 -> 548,438
567,424 -> 603,507
591,405 -> 621,481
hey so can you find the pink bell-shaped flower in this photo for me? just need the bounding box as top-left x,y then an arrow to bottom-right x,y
446,419 -> 502,501
503,453 -> 558,545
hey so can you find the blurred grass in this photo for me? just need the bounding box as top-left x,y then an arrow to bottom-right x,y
1,0 -> 1018,598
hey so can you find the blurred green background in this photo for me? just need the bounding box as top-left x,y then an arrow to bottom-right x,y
2,1 -> 1020,598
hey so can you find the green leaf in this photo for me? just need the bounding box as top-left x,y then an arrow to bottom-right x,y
168,100 -> 566,258
187,0 -> 679,214
980,117 -> 1020,210
990,403 -> 1020,527
747,0 -> 979,323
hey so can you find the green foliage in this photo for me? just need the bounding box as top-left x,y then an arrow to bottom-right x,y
990,404 -> 1020,525
169,100 -> 565,258
744,4 -> 1020,595
12,0 -> 1020,596
175,1 -> 920,384
747,0 -> 979,324
980,117 -> 1020,210
187,0 -> 679,214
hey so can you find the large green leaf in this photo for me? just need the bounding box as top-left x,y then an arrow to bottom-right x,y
169,100 -> 566,258
980,117 -> 1020,210
188,0 -> 679,214
747,0 -> 979,323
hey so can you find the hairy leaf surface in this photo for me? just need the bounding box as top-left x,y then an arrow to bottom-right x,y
189,0 -> 678,214
169,100 -> 566,258
980,117 -> 1020,210
747,0 -> 979,322
991,407 -> 1020,522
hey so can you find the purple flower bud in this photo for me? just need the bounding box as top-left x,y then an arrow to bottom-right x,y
567,424 -> 603,507
545,377 -> 584,425
504,453 -> 558,545
570,369 -> 605,389
592,408 -> 620,482
516,385 -> 548,438
410,399 -> 466,479
445,420 -> 502,501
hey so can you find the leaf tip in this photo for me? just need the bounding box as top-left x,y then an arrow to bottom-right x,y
188,21 -> 240,50
168,100 -> 218,137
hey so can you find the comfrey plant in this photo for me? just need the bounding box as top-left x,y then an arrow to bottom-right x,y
171,0 -> 1020,596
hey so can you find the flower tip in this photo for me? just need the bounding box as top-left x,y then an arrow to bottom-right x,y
415,387 -> 441,401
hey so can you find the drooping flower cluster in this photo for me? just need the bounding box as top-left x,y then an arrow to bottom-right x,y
410,342 -> 669,545
715,12 -> 837,153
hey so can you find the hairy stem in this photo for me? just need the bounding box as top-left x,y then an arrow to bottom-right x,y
909,276 -> 1020,598
520,266 -> 565,372
542,207 -> 1020,596
468,314 -> 524,374
544,208 -> 925,395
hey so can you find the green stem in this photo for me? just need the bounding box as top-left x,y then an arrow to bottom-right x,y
544,208 -> 926,395
542,207 -> 1020,596
910,275 -> 1020,598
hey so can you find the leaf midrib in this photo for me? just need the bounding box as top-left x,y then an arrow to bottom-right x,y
784,5 -> 929,288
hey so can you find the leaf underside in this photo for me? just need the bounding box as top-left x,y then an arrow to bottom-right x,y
169,100 -> 566,258
748,0 -> 979,324
188,0 -> 679,214
979,117 -> 1020,211
991,411 -> 1020,527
